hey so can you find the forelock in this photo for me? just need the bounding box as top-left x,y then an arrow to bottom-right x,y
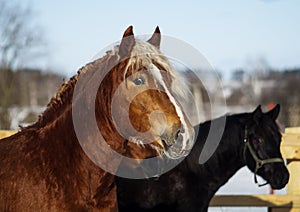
123,41 -> 190,99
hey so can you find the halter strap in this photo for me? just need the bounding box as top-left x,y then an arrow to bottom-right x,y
243,127 -> 284,187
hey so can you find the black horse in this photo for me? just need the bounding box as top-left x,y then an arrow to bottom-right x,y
116,105 -> 289,212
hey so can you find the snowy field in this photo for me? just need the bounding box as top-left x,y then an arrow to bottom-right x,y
208,167 -> 286,212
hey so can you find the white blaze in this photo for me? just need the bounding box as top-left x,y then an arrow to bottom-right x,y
150,64 -> 191,150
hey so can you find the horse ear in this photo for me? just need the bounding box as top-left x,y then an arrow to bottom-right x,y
119,26 -> 135,59
147,26 -> 161,49
266,104 -> 280,120
253,105 -> 262,123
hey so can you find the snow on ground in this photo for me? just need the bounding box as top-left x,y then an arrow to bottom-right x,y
208,167 -> 286,212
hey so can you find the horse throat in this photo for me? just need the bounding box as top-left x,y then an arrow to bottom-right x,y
202,122 -> 246,191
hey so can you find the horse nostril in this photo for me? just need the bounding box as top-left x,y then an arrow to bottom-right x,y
175,130 -> 181,140
161,126 -> 184,150
175,127 -> 185,143
161,139 -> 170,150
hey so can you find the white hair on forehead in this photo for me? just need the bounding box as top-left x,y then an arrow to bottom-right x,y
123,41 -> 175,79
123,41 -> 190,101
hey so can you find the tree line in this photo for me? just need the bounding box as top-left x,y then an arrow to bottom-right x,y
228,68 -> 300,127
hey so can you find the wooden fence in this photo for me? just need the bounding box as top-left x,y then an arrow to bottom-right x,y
1,127 -> 300,211
0,130 -> 17,138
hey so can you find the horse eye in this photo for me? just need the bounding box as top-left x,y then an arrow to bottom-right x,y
258,137 -> 264,143
133,77 -> 145,85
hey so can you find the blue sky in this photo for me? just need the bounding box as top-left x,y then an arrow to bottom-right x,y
24,0 -> 300,78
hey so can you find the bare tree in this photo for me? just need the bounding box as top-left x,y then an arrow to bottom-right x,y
0,0 -> 44,129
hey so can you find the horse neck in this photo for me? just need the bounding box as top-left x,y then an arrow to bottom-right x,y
26,78 -> 118,206
34,54 -> 126,159
196,116 -> 247,191
37,106 -> 124,209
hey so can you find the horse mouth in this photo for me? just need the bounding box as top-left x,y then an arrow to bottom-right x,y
270,182 -> 286,190
162,140 -> 191,159
158,131 -> 194,159
268,174 -> 289,190
259,165 -> 290,190
128,127 -> 194,160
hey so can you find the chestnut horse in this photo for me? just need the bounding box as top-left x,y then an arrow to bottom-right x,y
0,26 -> 195,211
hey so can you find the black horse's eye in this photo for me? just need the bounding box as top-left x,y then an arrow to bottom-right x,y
254,136 -> 263,144
133,76 -> 145,85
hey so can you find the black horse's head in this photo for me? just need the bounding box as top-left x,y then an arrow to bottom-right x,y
243,104 -> 289,189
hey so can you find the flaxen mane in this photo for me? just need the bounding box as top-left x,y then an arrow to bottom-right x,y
30,38 -> 189,132
124,41 -> 190,101
28,54 -> 110,129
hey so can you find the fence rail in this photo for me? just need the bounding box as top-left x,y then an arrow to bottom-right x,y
1,128 -> 300,211
0,130 -> 17,138
211,194 -> 300,208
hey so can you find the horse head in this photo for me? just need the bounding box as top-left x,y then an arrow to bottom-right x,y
243,104 -> 289,189
94,26 -> 195,160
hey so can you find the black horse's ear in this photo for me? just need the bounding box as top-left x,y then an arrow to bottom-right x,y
253,105 -> 262,123
119,26 -> 135,59
147,26 -> 161,49
266,104 -> 280,120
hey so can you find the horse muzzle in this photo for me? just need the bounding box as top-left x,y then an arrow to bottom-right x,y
266,164 -> 290,189
161,125 -> 195,159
